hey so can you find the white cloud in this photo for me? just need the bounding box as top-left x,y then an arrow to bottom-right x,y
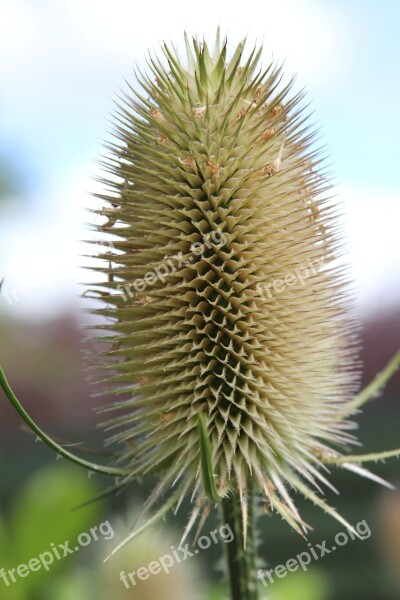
341,185 -> 400,314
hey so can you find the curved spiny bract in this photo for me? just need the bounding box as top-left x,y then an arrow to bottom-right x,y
89,33 -> 361,538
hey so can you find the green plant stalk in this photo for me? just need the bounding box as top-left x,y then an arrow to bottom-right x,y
0,366 -> 129,477
222,480 -> 259,600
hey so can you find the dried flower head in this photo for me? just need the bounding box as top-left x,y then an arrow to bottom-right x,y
83,32 -> 400,549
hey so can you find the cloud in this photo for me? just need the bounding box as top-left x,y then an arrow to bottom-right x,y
341,185 -> 400,312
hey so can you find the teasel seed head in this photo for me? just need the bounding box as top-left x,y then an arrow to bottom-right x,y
84,31 -> 398,547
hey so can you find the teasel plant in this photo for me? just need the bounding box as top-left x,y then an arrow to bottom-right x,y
1,31 -> 400,600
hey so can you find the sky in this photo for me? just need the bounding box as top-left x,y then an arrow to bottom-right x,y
0,0 -> 399,320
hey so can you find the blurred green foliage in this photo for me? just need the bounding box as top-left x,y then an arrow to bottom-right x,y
265,569 -> 330,600
0,464 -> 102,599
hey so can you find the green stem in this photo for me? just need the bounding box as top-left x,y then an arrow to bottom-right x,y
0,366 -> 129,477
221,480 -> 259,600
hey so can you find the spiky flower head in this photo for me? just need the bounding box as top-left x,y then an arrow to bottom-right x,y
84,32 -> 399,545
